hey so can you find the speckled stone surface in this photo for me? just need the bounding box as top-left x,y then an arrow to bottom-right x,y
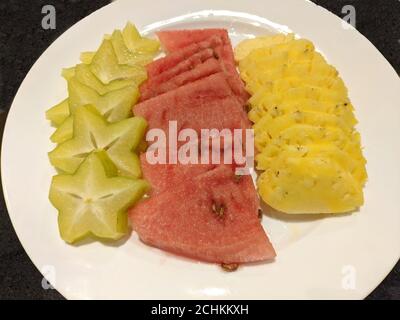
0,0 -> 398,300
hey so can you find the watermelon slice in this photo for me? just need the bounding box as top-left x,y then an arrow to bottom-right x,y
141,58 -> 222,101
156,29 -> 249,103
146,35 -> 223,77
140,48 -> 215,100
130,164 -> 275,263
134,73 -> 249,141
140,152 -> 251,195
156,29 -> 230,52
140,153 -> 216,194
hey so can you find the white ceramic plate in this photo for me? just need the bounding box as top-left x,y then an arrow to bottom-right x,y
2,0 -> 400,300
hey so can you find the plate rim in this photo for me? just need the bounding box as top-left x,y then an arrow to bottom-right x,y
2,0 -> 400,300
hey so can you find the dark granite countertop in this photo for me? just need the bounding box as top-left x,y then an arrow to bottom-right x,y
0,0 -> 398,300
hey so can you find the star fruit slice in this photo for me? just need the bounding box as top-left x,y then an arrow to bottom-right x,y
50,116 -> 73,144
122,22 -> 160,55
90,39 -> 147,84
46,99 -> 70,127
48,105 -> 147,178
49,152 -> 149,243
70,63 -> 135,95
111,30 -> 155,66
68,77 -> 139,122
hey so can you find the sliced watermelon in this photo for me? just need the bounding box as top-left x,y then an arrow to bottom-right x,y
135,73 -> 234,112
140,48 -> 215,100
141,58 -> 222,101
156,29 -> 230,52
134,73 -> 248,139
130,165 -> 275,263
156,29 -> 249,103
140,152 -> 252,194
214,45 -> 249,103
146,35 -> 223,77
140,153 -> 216,194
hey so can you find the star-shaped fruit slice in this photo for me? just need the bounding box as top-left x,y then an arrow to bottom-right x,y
48,105 -> 147,178
122,23 -> 160,55
50,116 -> 73,144
77,23 -> 159,66
111,30 -> 156,66
50,78 -> 140,144
90,39 -> 147,84
69,63 -> 136,95
68,77 -> 139,122
46,98 -> 70,127
49,152 -> 149,243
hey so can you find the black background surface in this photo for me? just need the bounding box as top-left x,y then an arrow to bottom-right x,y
0,0 -> 398,300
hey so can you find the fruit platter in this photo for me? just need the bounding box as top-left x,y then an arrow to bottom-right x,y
2,0 -> 400,299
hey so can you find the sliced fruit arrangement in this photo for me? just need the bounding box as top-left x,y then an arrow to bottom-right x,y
132,29 -> 276,264
46,23 -> 158,243
235,34 -> 367,214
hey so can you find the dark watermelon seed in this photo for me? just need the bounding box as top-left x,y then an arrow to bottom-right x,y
221,263 -> 239,272
212,202 -> 225,218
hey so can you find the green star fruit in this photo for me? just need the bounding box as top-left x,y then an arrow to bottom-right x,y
48,105 -> 147,178
49,152 -> 149,243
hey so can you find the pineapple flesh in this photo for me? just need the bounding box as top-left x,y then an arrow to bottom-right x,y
235,34 -> 367,214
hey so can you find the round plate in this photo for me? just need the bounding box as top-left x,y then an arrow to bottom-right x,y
2,0 -> 400,299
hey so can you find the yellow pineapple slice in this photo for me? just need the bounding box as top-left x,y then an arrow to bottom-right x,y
254,124 -> 364,162
253,110 -> 354,139
256,143 -> 367,186
237,34 -> 366,214
257,157 -> 364,214
234,33 -> 295,61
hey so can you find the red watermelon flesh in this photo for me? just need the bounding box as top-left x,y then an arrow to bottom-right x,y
140,153 -> 251,195
141,58 -> 222,101
214,45 -> 250,103
134,74 -> 248,144
130,165 -> 275,263
139,153 -> 216,195
134,72 -> 237,120
140,48 -> 215,101
156,29 -> 249,103
156,29 -> 230,52
139,95 -> 246,143
146,35 -> 223,78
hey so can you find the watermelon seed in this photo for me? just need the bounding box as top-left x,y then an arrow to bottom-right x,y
212,202 -> 225,218
258,209 -> 263,220
234,174 -> 242,183
221,263 -> 239,272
